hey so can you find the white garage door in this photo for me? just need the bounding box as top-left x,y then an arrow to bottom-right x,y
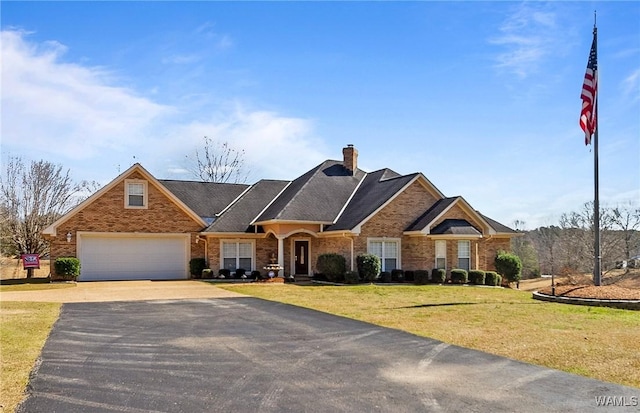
78,234 -> 189,281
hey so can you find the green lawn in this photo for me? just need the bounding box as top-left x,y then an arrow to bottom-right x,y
220,283 -> 640,388
1,301 -> 61,413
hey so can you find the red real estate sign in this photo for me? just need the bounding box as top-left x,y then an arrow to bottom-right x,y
21,254 -> 40,270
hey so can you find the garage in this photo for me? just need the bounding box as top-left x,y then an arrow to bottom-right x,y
78,233 -> 189,281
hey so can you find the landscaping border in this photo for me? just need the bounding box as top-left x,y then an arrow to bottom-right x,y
532,291 -> 640,310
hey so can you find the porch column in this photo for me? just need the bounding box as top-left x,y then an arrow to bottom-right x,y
277,237 -> 285,269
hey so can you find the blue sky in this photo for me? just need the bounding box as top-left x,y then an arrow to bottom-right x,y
2,1 -> 639,229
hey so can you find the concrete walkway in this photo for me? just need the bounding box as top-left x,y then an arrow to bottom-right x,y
1,280 -> 245,302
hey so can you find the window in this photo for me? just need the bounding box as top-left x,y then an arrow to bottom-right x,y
435,240 -> 446,269
125,180 -> 147,209
368,239 -> 399,272
222,241 -> 253,271
458,240 -> 471,271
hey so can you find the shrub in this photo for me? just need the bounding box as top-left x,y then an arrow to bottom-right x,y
379,271 -> 392,283
451,269 -> 468,284
201,269 -> 213,279
391,269 -> 404,283
189,258 -> 207,278
235,268 -> 246,279
357,254 -> 381,282
494,251 -> 523,283
404,270 -> 415,283
431,268 -> 446,284
316,253 -> 346,282
218,269 -> 231,279
311,273 -> 328,282
54,257 -> 80,280
485,271 -> 501,287
344,271 -> 360,284
250,270 -> 262,280
468,270 -> 486,285
414,270 -> 429,285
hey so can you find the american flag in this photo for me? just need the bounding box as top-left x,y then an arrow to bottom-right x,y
580,28 -> 598,145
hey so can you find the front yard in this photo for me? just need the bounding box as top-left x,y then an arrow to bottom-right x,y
1,282 -> 638,412
220,283 -> 640,388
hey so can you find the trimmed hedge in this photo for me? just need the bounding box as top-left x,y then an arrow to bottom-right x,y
431,268 -> 446,284
391,269 -> 404,283
54,257 -> 80,280
379,271 -> 392,283
344,271 -> 360,284
451,269 -> 468,284
235,268 -> 246,279
415,270 -> 430,285
404,270 -> 415,283
495,251 -> 522,283
190,258 -> 207,278
469,270 -> 486,285
357,254 -> 381,282
218,269 -> 231,278
317,253 -> 346,282
201,269 -> 213,279
485,271 -> 502,286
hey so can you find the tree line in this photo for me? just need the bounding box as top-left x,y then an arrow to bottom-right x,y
512,202 -> 640,277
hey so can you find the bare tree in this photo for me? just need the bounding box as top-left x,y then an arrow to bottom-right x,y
0,157 -> 92,277
611,201 -> 640,264
529,226 -> 561,275
558,202 -> 620,273
511,220 -> 540,278
186,137 -> 249,183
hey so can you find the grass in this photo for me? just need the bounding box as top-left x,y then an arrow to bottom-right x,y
1,301 -> 61,413
220,283 -> 640,388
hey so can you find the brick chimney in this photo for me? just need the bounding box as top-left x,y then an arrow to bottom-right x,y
342,144 -> 358,175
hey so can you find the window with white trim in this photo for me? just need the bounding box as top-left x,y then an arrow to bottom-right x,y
125,180 -> 147,209
435,240 -> 446,269
222,241 -> 253,271
458,240 -> 471,271
368,239 -> 399,272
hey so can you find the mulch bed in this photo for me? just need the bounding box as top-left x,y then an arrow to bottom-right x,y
538,284 -> 640,301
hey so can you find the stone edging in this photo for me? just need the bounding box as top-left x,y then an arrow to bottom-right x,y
532,291 -> 640,310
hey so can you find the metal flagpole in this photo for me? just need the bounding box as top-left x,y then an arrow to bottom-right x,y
592,14 -> 601,286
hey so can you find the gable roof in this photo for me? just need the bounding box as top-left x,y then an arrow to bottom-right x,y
159,180 -> 249,223
430,219 -> 482,236
43,163 -> 206,236
253,160 -> 366,224
328,169 -> 419,231
205,179 -> 290,233
405,196 -> 515,236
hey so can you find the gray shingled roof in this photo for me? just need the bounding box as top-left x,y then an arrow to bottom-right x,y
159,180 -> 249,222
328,169 -> 419,231
430,219 -> 482,236
405,197 -> 459,232
254,160 -> 365,224
205,180 -> 290,233
479,213 -> 517,234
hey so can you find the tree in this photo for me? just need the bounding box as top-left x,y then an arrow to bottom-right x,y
611,202 -> 640,264
186,136 -> 249,183
529,226 -> 561,275
0,157 -> 91,277
511,220 -> 540,278
494,250 -> 522,286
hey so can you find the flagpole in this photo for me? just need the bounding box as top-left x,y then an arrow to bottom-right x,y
592,17 -> 601,287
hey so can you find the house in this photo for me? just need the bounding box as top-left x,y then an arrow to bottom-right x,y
43,145 -> 517,281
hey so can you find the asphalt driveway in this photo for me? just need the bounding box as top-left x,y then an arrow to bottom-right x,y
18,297 -> 639,413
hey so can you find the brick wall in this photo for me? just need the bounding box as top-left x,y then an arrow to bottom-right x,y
48,171 -> 205,275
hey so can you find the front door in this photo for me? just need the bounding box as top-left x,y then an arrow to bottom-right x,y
294,240 -> 309,275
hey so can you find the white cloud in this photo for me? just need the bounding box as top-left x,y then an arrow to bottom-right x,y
1,30 -> 324,184
1,30 -> 172,160
489,4 -> 564,79
621,68 -> 640,103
